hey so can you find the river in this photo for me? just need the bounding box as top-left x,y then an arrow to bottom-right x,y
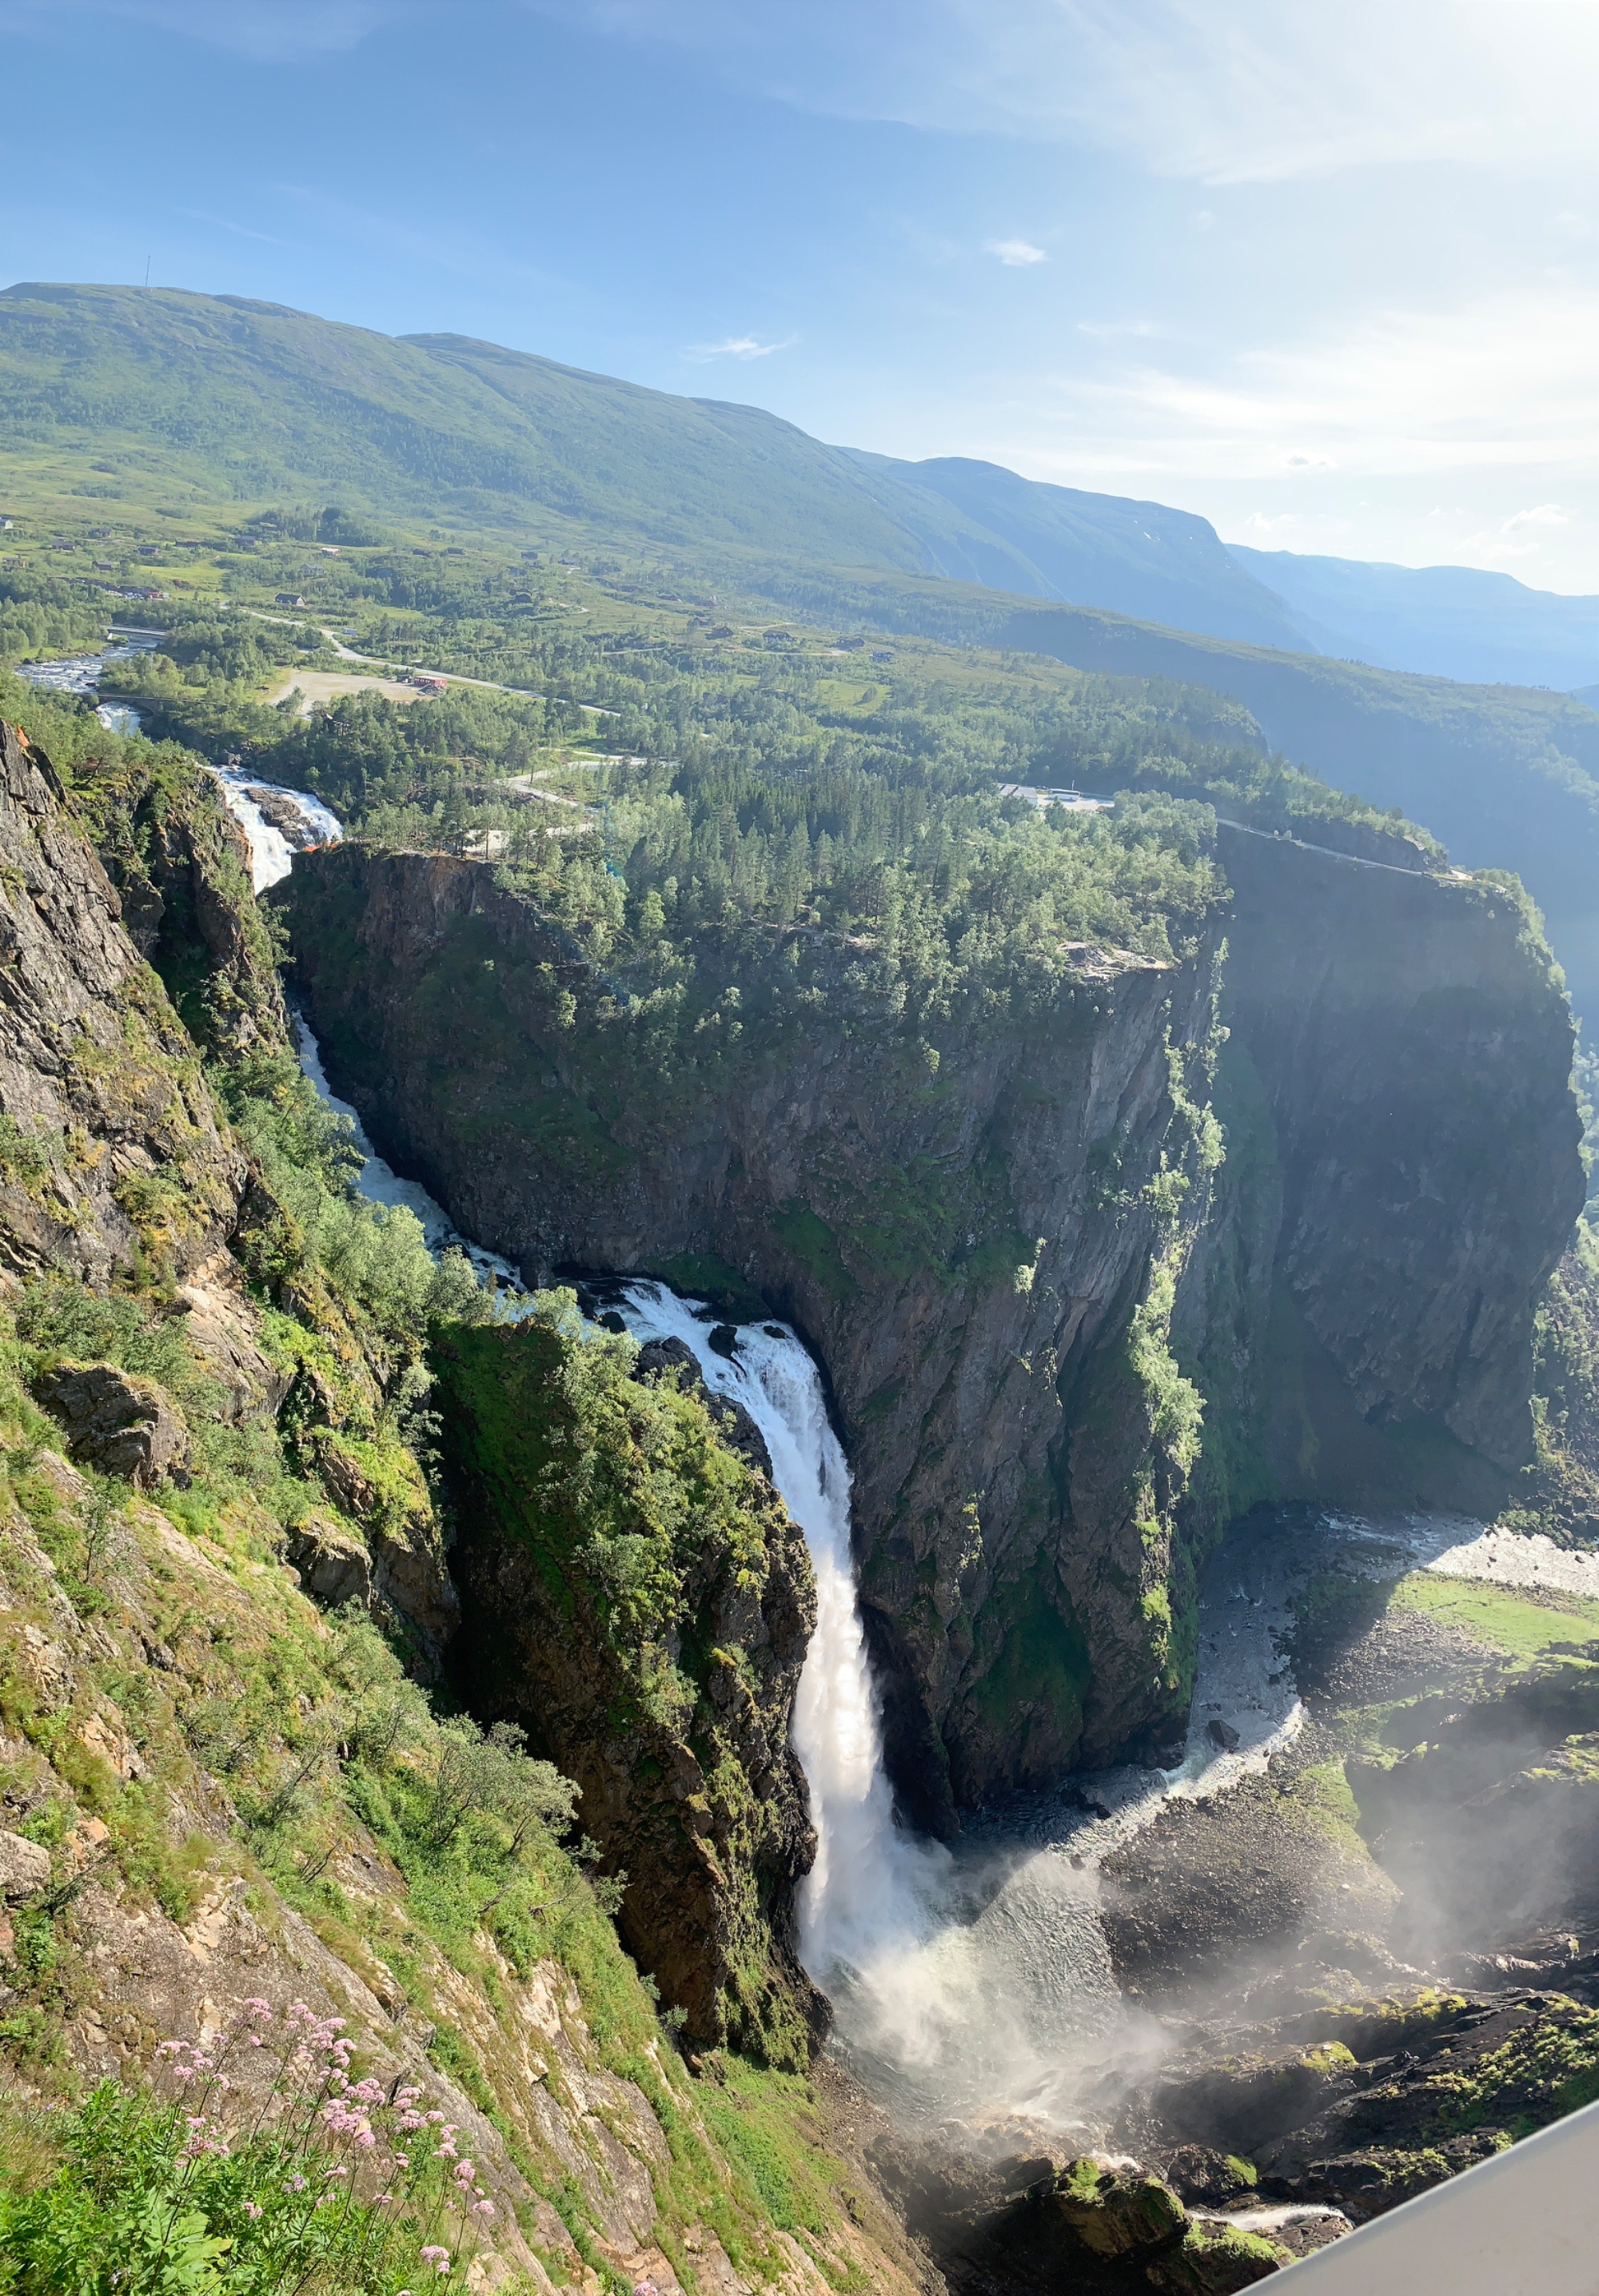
14,631 -> 163,734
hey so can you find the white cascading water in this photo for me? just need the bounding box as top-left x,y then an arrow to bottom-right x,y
608,1282 -> 1136,2128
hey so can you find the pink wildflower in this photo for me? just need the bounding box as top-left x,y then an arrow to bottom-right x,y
421,2247 -> 450,2275
473,2199 -> 496,2218
243,2202 -> 263,2221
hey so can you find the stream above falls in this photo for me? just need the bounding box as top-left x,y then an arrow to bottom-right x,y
215,768 -> 1597,2141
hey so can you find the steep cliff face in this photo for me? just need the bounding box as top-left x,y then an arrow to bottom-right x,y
287,826 -> 1584,1825
287,849 -> 1228,1825
1180,823 -> 1585,1517
0,719 -> 246,1287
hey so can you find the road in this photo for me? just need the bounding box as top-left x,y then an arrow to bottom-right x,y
236,606 -> 616,715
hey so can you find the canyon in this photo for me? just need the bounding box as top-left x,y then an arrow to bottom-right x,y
0,678 -> 1595,2294
283,807 -> 1583,1834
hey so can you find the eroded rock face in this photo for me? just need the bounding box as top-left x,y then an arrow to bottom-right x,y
1216,824 -> 1583,1475
0,720 -> 248,1286
285,1513 -> 373,1609
34,1361 -> 191,1487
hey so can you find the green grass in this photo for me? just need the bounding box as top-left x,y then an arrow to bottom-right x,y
1391,1573 -> 1599,1662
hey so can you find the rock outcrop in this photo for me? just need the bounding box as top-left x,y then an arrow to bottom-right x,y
0,719 -> 247,1286
285,824 -> 1583,1820
34,1361 -> 191,1487
435,1314 -> 821,2063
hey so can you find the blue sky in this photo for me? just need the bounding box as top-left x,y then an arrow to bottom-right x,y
7,0 -> 1599,588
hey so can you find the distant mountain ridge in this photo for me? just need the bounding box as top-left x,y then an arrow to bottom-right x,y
1231,544 -> 1599,692
0,281 -> 1302,648
845,449 -> 1307,647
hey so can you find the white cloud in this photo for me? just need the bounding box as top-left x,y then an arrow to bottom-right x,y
1078,317 -> 1166,339
684,335 -> 795,362
1003,288 -> 1599,485
987,238 -> 1047,266
538,0 -> 1599,183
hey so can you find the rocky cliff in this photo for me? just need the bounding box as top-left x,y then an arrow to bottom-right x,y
286,819 -> 1584,1829
0,712 -> 925,2291
436,1313 -> 819,2063
0,718 -> 246,1288
286,847 -> 1229,1828
1182,821 -> 1585,1521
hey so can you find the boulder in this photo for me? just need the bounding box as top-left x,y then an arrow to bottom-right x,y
34,1361 -> 190,1487
0,1828 -> 50,1899
285,1514 -> 373,1610
1145,2221 -> 1290,2293
1163,2148 -> 1259,2207
1050,2158 -> 1187,2258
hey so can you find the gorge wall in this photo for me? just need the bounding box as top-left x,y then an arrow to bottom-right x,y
284,823 -> 1583,1828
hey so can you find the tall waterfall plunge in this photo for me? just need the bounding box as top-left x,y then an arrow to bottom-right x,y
609,1283 -> 1135,2129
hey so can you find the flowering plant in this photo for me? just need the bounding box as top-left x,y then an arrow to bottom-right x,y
0,1998 -> 504,2293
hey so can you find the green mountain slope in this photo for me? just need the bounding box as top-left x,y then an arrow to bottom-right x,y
0,281 -> 923,564
0,281 -> 1297,647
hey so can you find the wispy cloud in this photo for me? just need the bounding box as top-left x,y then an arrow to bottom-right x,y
951,289 -> 1599,510
684,334 -> 796,361
1458,502 -> 1573,566
987,238 -> 1047,266
538,0 -> 1599,184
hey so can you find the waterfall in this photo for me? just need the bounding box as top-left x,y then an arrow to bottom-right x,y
210,767 -> 342,894
608,1281 -> 1135,2127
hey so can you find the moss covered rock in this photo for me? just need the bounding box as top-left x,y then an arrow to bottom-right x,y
437,1304 -> 820,2065
1050,2157 -> 1187,2258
